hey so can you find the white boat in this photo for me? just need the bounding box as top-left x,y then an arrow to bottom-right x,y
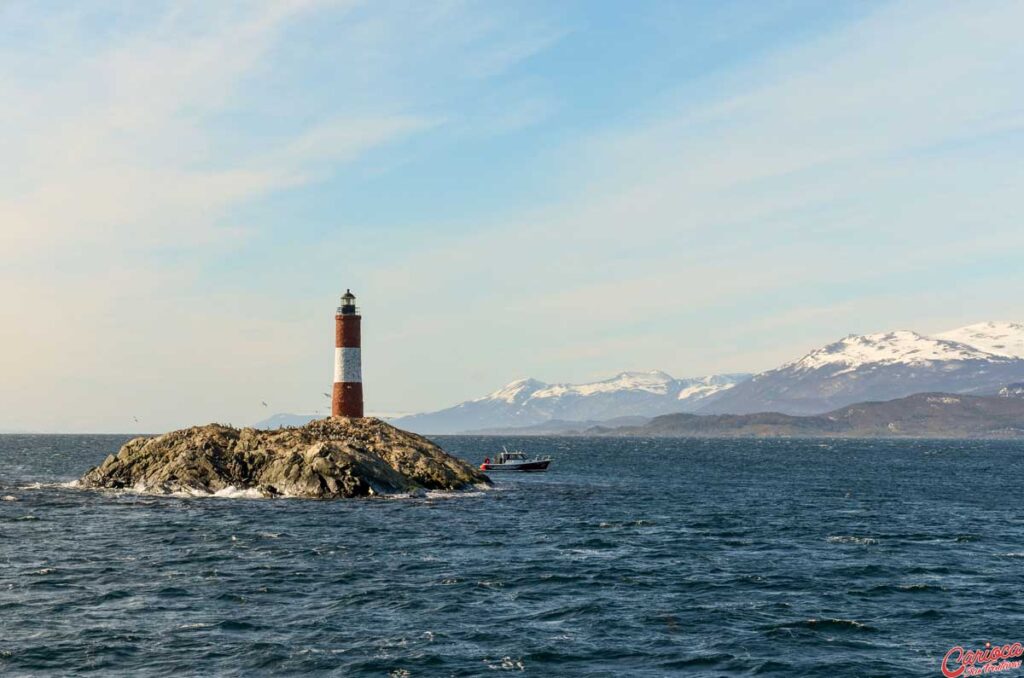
480,448 -> 551,472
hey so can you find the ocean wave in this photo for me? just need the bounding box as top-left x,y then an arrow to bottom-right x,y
211,486 -> 265,499
73,483 -> 277,500
484,656 -> 525,671
76,483 -> 488,501
425,488 -> 490,499
826,535 -> 879,545
911,609 -> 943,620
766,618 -> 878,633
898,582 -> 943,592
379,485 -> 496,501
858,582 -> 945,596
598,519 -> 656,529
5,434 -> 1022,676
27,475 -> 500,502
658,653 -> 735,669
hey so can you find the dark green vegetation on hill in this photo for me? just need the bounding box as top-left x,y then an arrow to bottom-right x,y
589,392 -> 1024,438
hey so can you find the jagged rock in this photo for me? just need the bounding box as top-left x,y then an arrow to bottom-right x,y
78,417 -> 490,498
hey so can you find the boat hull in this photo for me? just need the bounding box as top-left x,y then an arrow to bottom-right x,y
480,459 -> 550,472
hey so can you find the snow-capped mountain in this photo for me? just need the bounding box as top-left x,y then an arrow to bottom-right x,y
702,322 -> 1024,415
784,330 -> 995,374
391,371 -> 751,434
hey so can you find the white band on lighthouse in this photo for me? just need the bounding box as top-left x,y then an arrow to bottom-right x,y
334,347 -> 362,383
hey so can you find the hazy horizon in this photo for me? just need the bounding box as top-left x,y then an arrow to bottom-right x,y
3,1 -> 1023,433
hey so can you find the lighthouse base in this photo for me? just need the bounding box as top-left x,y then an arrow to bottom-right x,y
332,382 -> 364,418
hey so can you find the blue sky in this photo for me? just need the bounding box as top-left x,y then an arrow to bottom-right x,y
1,0 -> 1022,432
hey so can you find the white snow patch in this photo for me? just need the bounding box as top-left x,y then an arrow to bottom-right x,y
531,371 -> 675,399
473,371 -> 746,407
477,378 -> 546,404
675,376 -> 740,401
784,330 -> 999,374
935,321 -> 1024,359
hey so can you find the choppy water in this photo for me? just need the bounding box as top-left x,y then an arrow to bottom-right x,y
1,435 -> 1023,676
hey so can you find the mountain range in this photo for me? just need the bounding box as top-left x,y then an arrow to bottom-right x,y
256,321 -> 1024,434
585,390 -> 1024,439
389,372 -> 749,434
701,322 -> 1024,416
389,321 -> 1024,433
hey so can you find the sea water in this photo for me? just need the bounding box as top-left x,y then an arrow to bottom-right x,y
1,434 -> 1022,676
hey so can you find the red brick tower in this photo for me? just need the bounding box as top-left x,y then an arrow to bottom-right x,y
332,290 -> 363,418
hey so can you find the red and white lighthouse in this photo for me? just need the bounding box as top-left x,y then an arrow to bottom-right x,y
332,289 -> 363,418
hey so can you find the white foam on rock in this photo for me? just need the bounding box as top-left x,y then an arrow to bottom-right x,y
211,486 -> 265,499
104,482 -> 276,499
74,480 -> 489,501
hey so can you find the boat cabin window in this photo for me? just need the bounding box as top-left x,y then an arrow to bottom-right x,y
496,451 -> 526,463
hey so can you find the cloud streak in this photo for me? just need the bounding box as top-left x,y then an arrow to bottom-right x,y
0,0 -> 565,431
353,0 -> 1024,405
2,1 -> 1022,431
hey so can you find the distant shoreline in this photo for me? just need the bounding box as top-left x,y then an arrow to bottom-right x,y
431,391 -> 1024,440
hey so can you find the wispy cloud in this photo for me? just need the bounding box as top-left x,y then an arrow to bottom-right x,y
0,1 -> 432,259
0,0 -> 566,431
3,1 -> 1021,430
354,0 -> 1024,401
278,115 -> 439,167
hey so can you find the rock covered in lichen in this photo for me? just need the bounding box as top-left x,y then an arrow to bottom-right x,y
79,417 -> 490,498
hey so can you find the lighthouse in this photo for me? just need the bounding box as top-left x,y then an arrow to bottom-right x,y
332,289 -> 363,418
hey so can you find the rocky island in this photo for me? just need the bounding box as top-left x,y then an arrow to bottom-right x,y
79,417 -> 489,498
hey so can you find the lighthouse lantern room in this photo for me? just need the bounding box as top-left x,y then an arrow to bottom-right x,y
340,290 -> 357,314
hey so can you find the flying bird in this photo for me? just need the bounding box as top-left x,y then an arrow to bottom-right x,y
322,393 -> 331,398
261,401 -> 268,407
